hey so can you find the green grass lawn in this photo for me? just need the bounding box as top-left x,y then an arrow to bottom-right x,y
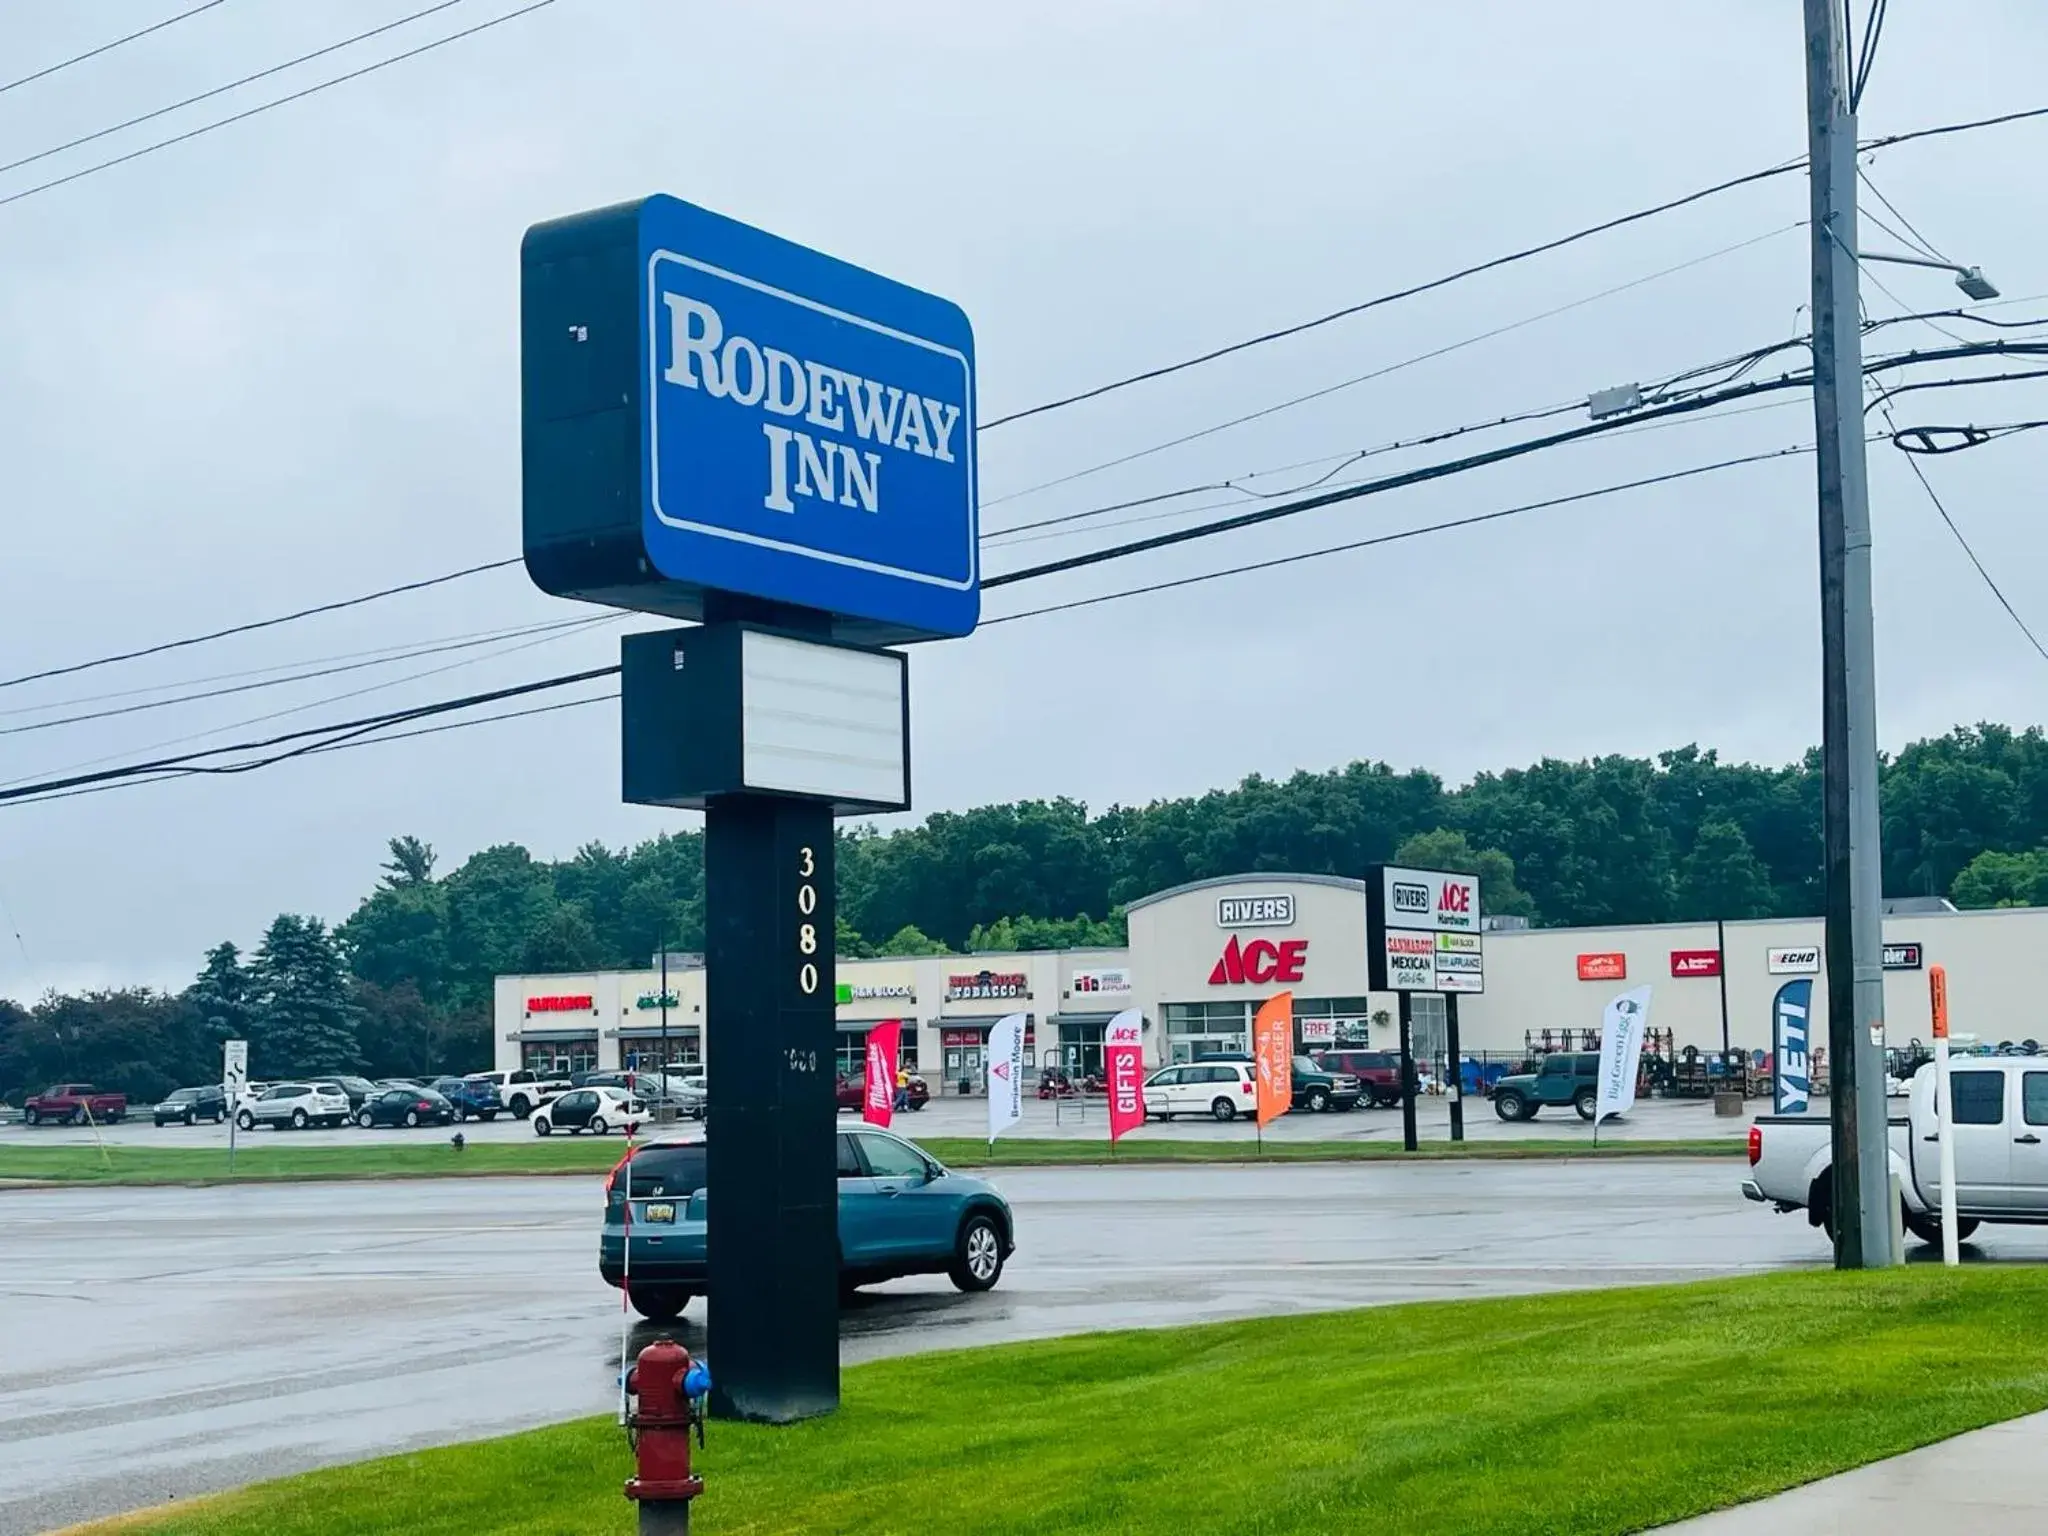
69,1266 -> 2048,1536
0,1133 -> 1738,1185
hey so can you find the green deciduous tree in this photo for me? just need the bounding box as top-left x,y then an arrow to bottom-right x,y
1673,819 -> 1776,921
1950,848 -> 2048,909
1390,829 -> 1535,919
876,925 -> 951,957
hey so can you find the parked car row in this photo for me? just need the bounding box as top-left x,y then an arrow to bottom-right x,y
1141,1053 -> 1364,1122
25,1067 -> 688,1135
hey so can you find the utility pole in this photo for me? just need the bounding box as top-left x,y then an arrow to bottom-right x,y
1802,0 -> 1895,1269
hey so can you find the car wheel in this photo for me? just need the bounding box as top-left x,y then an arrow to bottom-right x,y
1306,1087 -> 1330,1113
1573,1089 -> 1597,1122
478,1112 -> 497,1122
510,1096 -> 532,1119
590,1115 -> 610,1136
949,1213 -> 1005,1293
356,1110 -> 374,1129
23,1108 -> 39,1126
236,1110 -> 256,1130
400,1109 -> 419,1128
70,1108 -> 84,1126
1494,1092 -> 1527,1122
1210,1097 -> 1237,1122
289,1108 -> 308,1130
534,1117 -> 552,1136
213,1110 -> 227,1124
1905,1210 -> 1982,1246
630,1287 -> 691,1322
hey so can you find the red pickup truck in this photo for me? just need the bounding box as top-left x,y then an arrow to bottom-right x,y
23,1083 -> 128,1126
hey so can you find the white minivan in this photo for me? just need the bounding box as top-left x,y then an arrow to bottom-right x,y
1143,1062 -> 1258,1122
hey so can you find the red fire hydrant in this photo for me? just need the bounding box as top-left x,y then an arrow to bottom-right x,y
625,1337 -> 705,1535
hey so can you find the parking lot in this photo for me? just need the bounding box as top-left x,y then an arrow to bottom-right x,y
7,1152 -> 2024,1535
0,1086 -> 1747,1151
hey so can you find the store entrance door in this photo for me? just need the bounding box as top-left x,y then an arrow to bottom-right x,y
945,1042 -> 984,1093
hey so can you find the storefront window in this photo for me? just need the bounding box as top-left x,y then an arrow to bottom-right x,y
1163,1001 -> 1248,1063
521,1038 -> 598,1076
1060,1024 -> 1106,1077
835,1030 -> 921,1082
625,1037 -> 700,1071
1294,997 -> 1372,1050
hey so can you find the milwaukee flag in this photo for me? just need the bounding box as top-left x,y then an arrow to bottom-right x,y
1104,1008 -> 1145,1143
987,1011 -> 1026,1145
862,1020 -> 900,1128
1254,992 -> 1293,1128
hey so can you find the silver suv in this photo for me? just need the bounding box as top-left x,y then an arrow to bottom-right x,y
237,1082 -> 350,1131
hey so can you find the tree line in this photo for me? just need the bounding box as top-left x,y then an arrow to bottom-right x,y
7,723 -> 2047,1102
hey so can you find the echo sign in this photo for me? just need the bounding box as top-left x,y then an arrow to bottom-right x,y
642,197 -> 978,638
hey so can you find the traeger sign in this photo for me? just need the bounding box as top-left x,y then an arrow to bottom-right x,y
1366,865 -> 1484,992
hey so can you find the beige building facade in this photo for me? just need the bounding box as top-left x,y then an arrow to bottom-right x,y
493,873 -> 2048,1085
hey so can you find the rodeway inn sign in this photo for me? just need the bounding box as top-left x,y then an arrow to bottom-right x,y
521,195 -> 978,643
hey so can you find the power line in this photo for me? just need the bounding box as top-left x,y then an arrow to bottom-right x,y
975,162 -> 1808,432
1858,170 -> 1950,264
979,223 -> 1803,508
0,556 -> 521,692
0,1 -> 231,98
983,446 -> 1818,626
974,100 -> 2048,433
0,616 -> 592,718
1862,103 -> 2048,153
984,342 -> 2048,591
1879,401 -> 2048,663
0,0 -> 468,183
0,612 -> 619,790
0,614 -> 601,738
0,0 -> 560,214
12,358 -> 2048,808
1849,0 -> 1887,112
0,664 -> 621,806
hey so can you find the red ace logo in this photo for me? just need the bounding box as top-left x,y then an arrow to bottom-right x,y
1208,935 -> 1308,985
1439,882 -> 1472,916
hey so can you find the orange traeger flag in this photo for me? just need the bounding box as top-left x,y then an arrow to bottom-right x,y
1253,992 -> 1293,1128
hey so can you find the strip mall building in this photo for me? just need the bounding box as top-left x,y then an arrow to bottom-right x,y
492,873 -> 2044,1087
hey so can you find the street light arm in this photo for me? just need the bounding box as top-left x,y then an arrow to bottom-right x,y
1858,247 -> 1975,278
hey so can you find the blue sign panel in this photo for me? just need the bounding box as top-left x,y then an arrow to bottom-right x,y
1773,978 -> 1813,1114
636,196 -> 978,638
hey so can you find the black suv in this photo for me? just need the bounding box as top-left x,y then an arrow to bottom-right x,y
154,1085 -> 228,1126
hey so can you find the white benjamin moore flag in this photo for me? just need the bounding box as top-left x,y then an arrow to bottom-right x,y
986,1011 -> 1026,1144
1596,986 -> 1653,1124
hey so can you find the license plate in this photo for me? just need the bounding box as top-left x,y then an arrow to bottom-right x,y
642,1203 -> 675,1224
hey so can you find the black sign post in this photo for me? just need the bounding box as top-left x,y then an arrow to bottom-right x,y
702,791 -> 838,1422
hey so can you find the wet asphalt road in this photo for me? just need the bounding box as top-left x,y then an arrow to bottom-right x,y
5,1160 -> 2039,1535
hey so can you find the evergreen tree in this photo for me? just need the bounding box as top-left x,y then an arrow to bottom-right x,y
251,914 -> 360,1076
379,835 -> 437,889
186,941 -> 252,1043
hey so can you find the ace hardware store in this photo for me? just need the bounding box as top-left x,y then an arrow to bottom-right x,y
494,877 -> 2048,1090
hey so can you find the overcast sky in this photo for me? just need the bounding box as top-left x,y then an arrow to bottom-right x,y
1,0 -> 2044,996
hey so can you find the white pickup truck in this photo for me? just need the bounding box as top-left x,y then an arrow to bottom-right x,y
464,1069 -> 568,1120
1744,1056 -> 2048,1247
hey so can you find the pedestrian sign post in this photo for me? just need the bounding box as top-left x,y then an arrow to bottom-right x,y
223,1039 -> 248,1171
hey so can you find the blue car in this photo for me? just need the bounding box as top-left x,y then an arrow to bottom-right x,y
598,1128 -> 1015,1322
431,1077 -> 503,1121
